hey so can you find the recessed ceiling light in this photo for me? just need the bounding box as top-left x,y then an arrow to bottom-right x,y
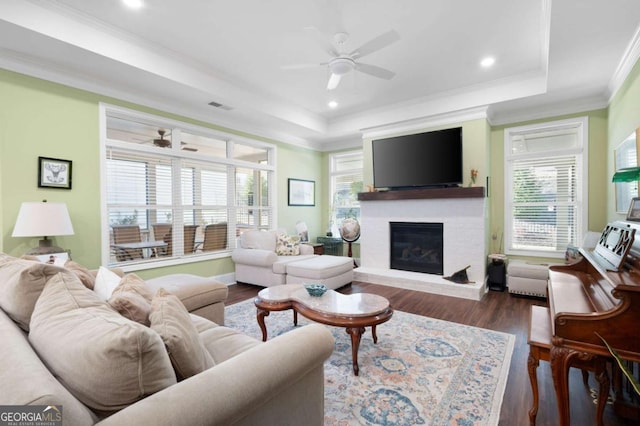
328,101 -> 338,109
122,0 -> 144,9
480,57 -> 495,68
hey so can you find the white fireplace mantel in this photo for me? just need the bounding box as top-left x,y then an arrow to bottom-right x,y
355,189 -> 487,300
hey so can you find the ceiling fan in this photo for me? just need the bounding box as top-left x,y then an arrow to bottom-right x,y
153,129 -> 171,148
283,29 -> 400,90
152,130 -> 198,152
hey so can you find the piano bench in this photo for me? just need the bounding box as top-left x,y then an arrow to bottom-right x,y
508,260 -> 557,298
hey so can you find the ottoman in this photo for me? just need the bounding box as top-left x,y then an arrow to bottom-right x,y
285,255 -> 353,290
146,274 -> 229,324
507,260 -> 554,298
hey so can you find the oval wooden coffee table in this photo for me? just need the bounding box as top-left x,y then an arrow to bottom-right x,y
254,284 -> 393,376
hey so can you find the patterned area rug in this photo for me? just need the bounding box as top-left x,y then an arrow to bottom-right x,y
225,299 -> 515,426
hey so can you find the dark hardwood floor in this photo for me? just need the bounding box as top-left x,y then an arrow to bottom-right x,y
226,281 -> 638,426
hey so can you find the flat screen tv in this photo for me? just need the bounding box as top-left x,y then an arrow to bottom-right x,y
372,127 -> 463,189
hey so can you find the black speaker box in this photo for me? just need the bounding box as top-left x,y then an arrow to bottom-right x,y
487,261 -> 506,292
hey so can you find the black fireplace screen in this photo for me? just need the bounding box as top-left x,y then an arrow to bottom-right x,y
390,222 -> 443,275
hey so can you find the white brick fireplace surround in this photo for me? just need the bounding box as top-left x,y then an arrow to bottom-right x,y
355,187 -> 487,300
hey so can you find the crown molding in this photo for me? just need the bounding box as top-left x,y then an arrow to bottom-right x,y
608,24 -> 640,102
360,106 -> 490,140
488,95 -> 608,127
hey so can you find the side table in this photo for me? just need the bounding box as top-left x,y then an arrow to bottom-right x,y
304,243 -> 323,255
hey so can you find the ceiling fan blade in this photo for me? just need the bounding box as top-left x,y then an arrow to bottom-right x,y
350,29 -> 400,60
356,63 -> 395,80
327,73 -> 342,90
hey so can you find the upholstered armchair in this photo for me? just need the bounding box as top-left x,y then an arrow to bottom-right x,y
231,230 -> 315,287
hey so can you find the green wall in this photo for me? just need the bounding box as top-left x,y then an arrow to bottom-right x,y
608,58 -> 640,222
0,69 -> 322,279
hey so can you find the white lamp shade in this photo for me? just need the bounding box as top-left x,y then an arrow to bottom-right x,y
12,202 -> 75,237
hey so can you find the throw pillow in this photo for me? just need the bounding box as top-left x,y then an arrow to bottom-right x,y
112,273 -> 154,302
0,254 -> 64,331
64,260 -> 96,290
93,266 -> 122,301
275,234 -> 301,256
109,291 -> 151,326
108,273 -> 154,325
149,288 -> 215,380
28,270 -> 176,412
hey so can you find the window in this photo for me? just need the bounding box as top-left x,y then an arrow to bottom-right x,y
614,132 -> 638,213
329,151 -> 363,234
504,117 -> 588,258
101,105 -> 275,269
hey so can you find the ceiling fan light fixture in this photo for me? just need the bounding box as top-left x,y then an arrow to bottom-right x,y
328,100 -> 338,108
327,73 -> 342,90
329,57 -> 355,75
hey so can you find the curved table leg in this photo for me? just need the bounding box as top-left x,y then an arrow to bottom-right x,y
293,309 -> 298,326
346,327 -> 366,376
256,308 -> 270,342
372,325 -> 378,344
527,348 -> 541,425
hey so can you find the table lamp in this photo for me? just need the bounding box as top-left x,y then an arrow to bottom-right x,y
12,201 -> 75,255
612,166 -> 640,182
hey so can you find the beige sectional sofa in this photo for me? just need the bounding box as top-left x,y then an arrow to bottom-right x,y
0,254 -> 334,425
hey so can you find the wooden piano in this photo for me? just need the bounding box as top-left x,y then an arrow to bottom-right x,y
528,221 -> 640,425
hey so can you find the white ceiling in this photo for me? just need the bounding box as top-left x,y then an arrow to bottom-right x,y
1,0 -> 639,150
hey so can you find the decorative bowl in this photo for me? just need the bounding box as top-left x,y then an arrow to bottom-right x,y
304,283 -> 328,297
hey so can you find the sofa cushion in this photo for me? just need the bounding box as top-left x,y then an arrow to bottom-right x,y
145,274 -> 228,314
0,310 -> 98,425
200,325 -> 261,364
272,255 -> 316,275
232,248 -> 277,267
285,255 -> 354,279
241,230 -> 276,251
29,271 -> 176,413
275,234 -> 301,256
0,254 -> 64,331
150,288 -> 215,380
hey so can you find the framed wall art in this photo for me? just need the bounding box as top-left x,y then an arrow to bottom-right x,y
38,156 -> 72,189
627,197 -> 640,222
288,178 -> 315,206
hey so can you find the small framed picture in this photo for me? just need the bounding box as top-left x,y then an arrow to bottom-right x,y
626,197 -> 640,221
288,178 -> 315,206
38,157 -> 72,189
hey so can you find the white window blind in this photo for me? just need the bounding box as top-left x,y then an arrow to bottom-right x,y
504,118 -> 588,257
330,151 -> 363,233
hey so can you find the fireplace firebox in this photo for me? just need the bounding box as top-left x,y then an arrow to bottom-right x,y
390,222 -> 443,275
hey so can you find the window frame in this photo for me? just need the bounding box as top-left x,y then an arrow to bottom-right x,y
99,104 -> 277,271
503,117 -> 588,258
